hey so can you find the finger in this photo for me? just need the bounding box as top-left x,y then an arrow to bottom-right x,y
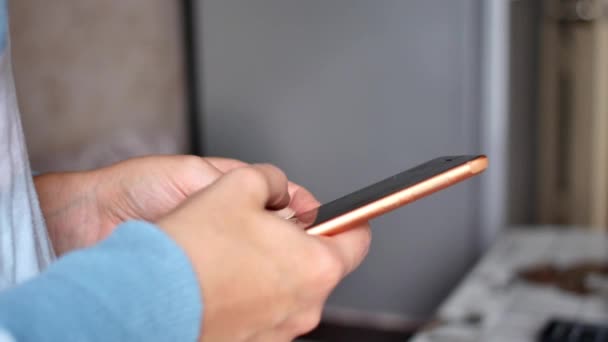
287,183 -> 321,214
215,164 -> 290,210
320,223 -> 372,276
205,157 -> 318,212
251,164 -> 291,209
204,157 -> 249,172
189,160 -> 224,189
272,206 -> 296,220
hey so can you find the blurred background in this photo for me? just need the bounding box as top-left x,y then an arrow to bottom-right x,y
8,0 -> 608,341
10,0 -> 188,171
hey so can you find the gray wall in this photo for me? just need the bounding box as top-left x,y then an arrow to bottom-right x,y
197,0 -> 483,318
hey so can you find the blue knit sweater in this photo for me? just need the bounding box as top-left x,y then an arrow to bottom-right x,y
0,221 -> 203,341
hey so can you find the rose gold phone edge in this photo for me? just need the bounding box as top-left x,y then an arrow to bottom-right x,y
305,156 -> 488,236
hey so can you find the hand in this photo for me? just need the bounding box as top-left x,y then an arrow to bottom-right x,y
34,155 -> 223,255
203,157 -> 320,216
35,156 -> 319,256
157,164 -> 371,342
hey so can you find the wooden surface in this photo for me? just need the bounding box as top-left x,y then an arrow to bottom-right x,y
412,227 -> 608,342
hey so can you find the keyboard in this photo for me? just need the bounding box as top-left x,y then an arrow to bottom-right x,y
538,319 -> 608,342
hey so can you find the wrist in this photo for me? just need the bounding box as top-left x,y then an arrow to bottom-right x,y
34,171 -> 103,255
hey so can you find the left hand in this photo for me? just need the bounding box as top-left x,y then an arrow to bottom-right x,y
35,155 -> 319,256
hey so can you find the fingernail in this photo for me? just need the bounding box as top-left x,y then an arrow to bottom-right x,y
273,207 -> 296,220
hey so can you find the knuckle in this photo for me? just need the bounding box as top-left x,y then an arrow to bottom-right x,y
292,310 -> 323,335
255,162 -> 276,169
179,156 -> 222,190
230,167 -> 267,190
255,163 -> 287,180
181,155 -> 209,170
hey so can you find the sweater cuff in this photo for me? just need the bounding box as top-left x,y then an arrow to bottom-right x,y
0,220 -> 202,341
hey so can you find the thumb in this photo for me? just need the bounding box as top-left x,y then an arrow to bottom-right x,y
207,164 -> 291,210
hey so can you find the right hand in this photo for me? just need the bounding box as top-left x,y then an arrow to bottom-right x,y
157,164 -> 371,342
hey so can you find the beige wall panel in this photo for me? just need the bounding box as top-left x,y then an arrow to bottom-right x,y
9,0 -> 187,171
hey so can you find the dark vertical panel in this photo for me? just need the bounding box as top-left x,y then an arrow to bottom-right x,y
182,0 -> 202,155
508,0 -> 542,224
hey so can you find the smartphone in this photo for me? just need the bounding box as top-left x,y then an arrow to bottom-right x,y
293,155 -> 488,236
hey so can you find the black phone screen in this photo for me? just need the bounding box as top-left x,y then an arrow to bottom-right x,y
296,155 -> 482,229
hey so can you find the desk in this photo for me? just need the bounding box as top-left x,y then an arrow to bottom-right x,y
411,227 -> 608,342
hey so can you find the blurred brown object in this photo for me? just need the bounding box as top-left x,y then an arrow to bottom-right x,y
517,261 -> 608,295
8,0 -> 188,172
536,0 -> 608,231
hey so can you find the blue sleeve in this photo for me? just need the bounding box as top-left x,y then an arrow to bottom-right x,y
0,0 -> 7,53
0,221 -> 203,342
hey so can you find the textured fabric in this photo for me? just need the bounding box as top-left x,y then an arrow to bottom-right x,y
0,0 -> 55,289
0,1 -> 6,52
0,220 -> 203,341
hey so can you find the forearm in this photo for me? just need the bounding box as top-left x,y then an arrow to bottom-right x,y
0,221 -> 202,341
